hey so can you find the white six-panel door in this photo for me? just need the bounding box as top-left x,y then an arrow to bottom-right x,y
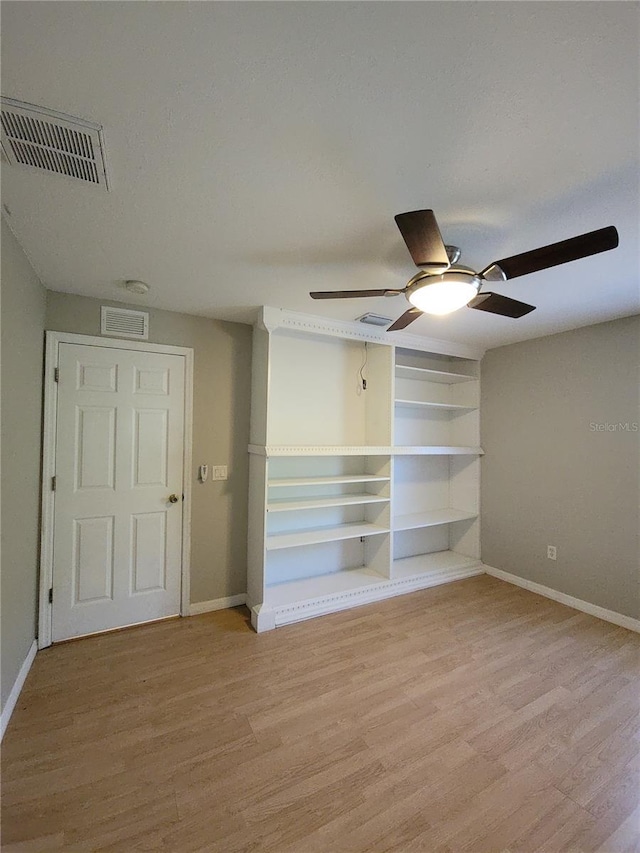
51,343 -> 186,642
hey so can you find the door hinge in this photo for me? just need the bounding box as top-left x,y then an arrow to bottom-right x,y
54,367 -> 59,382
51,475 -> 56,491
49,588 -> 53,604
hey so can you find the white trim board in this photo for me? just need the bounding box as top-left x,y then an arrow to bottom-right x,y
189,594 -> 247,616
257,306 -> 485,360
39,331 -> 194,649
483,565 -> 640,634
1,640 -> 37,741
251,562 -> 484,632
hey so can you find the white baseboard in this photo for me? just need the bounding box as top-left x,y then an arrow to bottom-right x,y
483,564 -> 640,634
1,639 -> 37,741
189,594 -> 247,616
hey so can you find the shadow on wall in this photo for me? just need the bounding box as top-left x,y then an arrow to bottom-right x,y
215,321 -> 253,598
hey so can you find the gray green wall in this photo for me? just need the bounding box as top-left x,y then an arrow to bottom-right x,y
45,292 -> 252,605
1,219 -> 47,710
481,315 -> 640,619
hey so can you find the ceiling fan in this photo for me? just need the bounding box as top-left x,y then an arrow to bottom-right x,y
310,210 -> 619,332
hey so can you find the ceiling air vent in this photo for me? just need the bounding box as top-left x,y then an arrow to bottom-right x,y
101,307 -> 149,340
1,97 -> 110,189
355,313 -> 393,327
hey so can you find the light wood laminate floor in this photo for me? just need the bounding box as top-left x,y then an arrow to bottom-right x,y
2,575 -> 639,852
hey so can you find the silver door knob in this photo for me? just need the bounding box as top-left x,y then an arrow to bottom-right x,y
168,494 -> 179,504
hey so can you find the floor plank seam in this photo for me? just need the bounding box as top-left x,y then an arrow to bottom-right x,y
550,782 -> 589,815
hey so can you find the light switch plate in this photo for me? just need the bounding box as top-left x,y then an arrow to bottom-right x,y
212,465 -> 228,480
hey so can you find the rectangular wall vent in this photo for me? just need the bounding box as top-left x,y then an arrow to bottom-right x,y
355,313 -> 393,327
101,307 -> 149,340
1,97 -> 109,189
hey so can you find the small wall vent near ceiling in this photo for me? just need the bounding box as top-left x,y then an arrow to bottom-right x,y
0,97 -> 110,189
355,313 -> 393,327
101,307 -> 149,340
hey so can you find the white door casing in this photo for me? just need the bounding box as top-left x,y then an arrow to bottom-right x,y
40,333 -> 193,646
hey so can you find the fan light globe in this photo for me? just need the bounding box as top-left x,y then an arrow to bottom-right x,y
408,272 -> 479,316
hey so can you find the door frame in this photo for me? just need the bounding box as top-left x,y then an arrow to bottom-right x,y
39,331 -> 194,649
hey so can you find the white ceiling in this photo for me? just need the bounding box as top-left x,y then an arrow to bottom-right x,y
2,1 -> 639,350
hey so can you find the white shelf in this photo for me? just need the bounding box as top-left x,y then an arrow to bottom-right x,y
269,474 -> 390,488
393,446 -> 483,455
265,566 -> 389,606
253,445 -> 483,457
268,494 -> 389,513
266,522 -> 389,550
251,445 -> 394,457
395,365 -> 477,384
392,550 -> 480,580
394,508 -> 478,531
395,399 -> 477,411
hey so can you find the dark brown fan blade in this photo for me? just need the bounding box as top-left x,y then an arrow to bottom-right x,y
394,210 -> 450,269
310,289 -> 398,299
481,226 -> 618,280
468,292 -> 536,318
387,307 -> 423,331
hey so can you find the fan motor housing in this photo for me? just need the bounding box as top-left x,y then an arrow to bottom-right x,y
406,266 -> 481,294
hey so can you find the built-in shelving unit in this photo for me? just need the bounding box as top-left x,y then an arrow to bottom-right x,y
247,307 -> 484,632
